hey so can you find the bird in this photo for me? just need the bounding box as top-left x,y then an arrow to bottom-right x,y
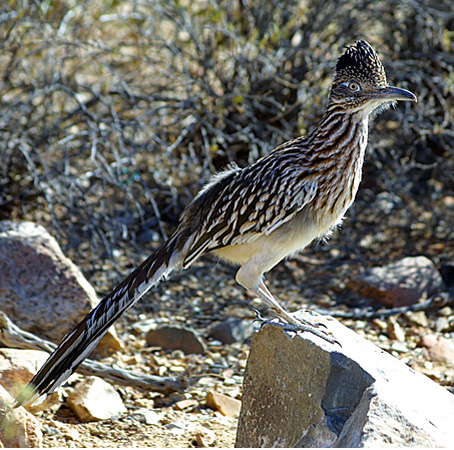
16,39 -> 416,407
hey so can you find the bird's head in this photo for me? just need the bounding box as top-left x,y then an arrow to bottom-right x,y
329,40 -> 416,116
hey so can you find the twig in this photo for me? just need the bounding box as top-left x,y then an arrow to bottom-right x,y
0,311 -> 185,394
316,292 -> 453,320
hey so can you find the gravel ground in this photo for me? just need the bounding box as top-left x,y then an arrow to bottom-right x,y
34,207 -> 454,447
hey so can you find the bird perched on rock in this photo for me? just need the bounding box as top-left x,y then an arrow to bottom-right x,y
16,39 -> 416,407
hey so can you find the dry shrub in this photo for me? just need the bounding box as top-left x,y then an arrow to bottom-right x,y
0,0 -> 452,283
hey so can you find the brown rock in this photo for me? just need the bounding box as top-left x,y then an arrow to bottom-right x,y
66,377 -> 127,422
145,325 -> 206,354
206,390 -> 241,418
347,256 -> 444,307
0,384 -> 43,447
0,220 -> 121,356
236,324 -> 333,447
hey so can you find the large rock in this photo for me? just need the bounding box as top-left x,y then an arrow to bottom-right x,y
0,220 -> 121,356
347,256 -> 445,307
0,384 -> 43,447
236,312 -> 454,448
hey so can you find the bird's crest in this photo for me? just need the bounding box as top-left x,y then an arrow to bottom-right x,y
334,40 -> 387,88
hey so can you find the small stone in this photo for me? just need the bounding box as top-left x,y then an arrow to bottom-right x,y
196,429 -> 216,447
387,317 -> 406,342
207,318 -> 258,344
206,390 -> 241,418
438,306 -> 453,317
435,317 -> 451,333
407,311 -> 429,327
64,429 -> 80,440
134,398 -> 155,409
130,408 -> 161,425
66,377 -> 127,422
441,195 -> 454,207
145,325 -> 206,354
165,420 -> 197,436
390,342 -> 409,353
174,399 -> 198,410
420,335 -> 454,363
43,425 -> 59,436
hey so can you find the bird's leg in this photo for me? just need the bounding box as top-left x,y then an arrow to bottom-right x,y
235,259 -> 337,344
253,280 -> 337,343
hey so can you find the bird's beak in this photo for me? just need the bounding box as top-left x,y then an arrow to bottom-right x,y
370,86 -> 417,102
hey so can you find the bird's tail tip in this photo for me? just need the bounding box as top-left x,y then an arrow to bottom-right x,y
14,383 -> 45,408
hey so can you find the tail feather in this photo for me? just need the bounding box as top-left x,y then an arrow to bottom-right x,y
15,239 -> 181,407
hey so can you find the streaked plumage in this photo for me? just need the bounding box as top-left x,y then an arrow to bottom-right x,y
16,40 -> 416,407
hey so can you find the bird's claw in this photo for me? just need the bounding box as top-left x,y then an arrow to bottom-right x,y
252,309 -> 340,346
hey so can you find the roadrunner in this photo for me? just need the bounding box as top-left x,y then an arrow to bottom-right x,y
17,40 -> 416,406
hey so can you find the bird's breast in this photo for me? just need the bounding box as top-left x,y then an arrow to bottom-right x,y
310,119 -> 368,235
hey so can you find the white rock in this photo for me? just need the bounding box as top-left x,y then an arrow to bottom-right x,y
130,408 -> 161,425
67,377 -> 127,422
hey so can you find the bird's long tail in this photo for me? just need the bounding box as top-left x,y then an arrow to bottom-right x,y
15,236 -> 181,407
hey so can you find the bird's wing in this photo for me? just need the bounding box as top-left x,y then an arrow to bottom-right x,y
180,158 -> 317,267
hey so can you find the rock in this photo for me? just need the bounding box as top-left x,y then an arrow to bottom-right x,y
145,325 -> 206,354
387,316 -> 406,342
196,429 -> 216,447
174,398 -> 198,410
440,262 -> 454,287
63,428 -> 81,441
66,377 -> 127,422
206,390 -> 241,418
0,220 -> 121,356
236,312 -> 454,447
347,256 -> 445,307
0,384 -> 43,447
420,334 -> 454,363
207,318 -> 258,344
0,348 -> 60,412
153,392 -> 186,408
130,408 -> 161,425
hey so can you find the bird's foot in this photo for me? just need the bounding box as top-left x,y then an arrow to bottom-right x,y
253,309 -> 339,345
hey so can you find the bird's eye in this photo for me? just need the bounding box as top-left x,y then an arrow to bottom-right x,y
348,81 -> 361,92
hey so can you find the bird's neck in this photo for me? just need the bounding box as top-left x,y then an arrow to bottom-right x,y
304,104 -> 370,219
307,104 -> 369,154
